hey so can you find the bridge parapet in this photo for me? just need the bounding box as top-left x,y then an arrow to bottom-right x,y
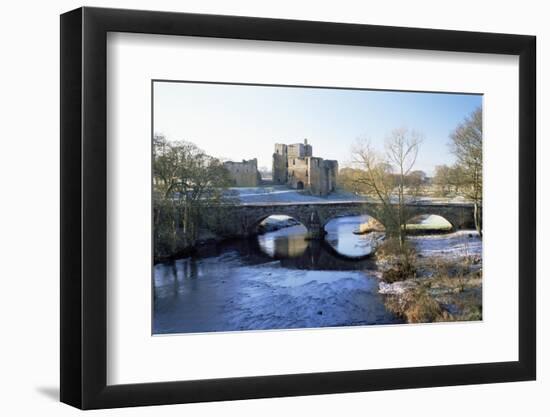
201,201 -> 476,239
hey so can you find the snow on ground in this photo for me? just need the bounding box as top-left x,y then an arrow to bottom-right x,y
413,195 -> 470,204
409,230 -> 482,259
411,214 -> 452,227
378,280 -> 417,295
227,185 -> 474,205
227,186 -> 365,204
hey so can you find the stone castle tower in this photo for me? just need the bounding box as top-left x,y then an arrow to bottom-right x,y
223,158 -> 261,187
272,139 -> 338,196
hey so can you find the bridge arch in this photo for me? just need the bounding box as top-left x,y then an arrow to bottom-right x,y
404,206 -> 475,231
201,201 -> 475,239
253,214 -> 311,259
405,213 -> 454,234
248,213 -> 309,236
321,211 -> 385,234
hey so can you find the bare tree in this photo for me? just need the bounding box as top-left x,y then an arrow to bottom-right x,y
350,128 -> 423,247
338,167 -> 367,194
449,107 -> 483,236
433,165 -> 451,196
153,134 -> 233,257
406,170 -> 427,197
385,128 -> 423,241
433,164 -> 467,196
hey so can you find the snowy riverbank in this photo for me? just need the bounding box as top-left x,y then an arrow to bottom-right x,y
376,230 -> 482,323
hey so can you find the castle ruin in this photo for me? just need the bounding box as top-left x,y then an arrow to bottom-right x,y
272,139 -> 338,196
224,158 -> 261,187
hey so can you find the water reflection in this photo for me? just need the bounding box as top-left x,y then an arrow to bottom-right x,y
153,214 -> 407,334
152,213 -> 473,334
325,215 -> 380,258
257,224 -> 309,258
256,214 -> 380,260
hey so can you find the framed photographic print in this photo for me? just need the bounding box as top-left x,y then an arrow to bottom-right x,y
60,6 -> 536,409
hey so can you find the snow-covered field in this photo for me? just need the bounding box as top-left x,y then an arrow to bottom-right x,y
409,230 -> 482,260
227,185 -> 473,205
228,186 -> 366,204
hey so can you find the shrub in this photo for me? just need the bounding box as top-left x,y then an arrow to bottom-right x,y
385,288 -> 444,323
377,237 -> 417,282
382,262 -> 416,283
404,290 -> 444,323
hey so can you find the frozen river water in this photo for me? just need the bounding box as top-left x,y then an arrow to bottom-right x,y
153,215 -> 481,334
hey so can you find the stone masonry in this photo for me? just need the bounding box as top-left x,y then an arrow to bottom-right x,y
203,201 -> 476,239
223,158 -> 261,187
272,139 -> 338,196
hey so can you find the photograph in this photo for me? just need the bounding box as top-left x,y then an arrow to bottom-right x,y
152,81 -> 483,334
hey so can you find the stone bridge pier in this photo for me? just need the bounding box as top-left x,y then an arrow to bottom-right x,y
204,201 -> 476,240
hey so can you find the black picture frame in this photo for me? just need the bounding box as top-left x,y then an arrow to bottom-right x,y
60,6 -> 536,410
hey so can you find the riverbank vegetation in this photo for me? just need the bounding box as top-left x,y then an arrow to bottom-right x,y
342,108 -> 483,323
347,127 -> 424,278
153,135 -> 234,261
376,240 -> 482,323
349,128 -> 423,242
341,107 -> 483,234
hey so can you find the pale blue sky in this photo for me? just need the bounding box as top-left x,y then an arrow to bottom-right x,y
153,81 -> 482,176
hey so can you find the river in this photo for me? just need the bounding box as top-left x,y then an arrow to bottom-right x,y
153,215 -> 481,334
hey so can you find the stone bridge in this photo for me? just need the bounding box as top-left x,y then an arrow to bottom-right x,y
205,201 -> 476,239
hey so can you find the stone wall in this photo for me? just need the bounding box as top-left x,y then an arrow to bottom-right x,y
201,202 -> 477,239
306,158 -> 338,196
224,159 -> 261,187
287,141 -> 312,158
272,140 -> 338,196
307,157 -> 323,195
272,144 -> 288,184
325,160 -> 338,193
288,157 -> 309,189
